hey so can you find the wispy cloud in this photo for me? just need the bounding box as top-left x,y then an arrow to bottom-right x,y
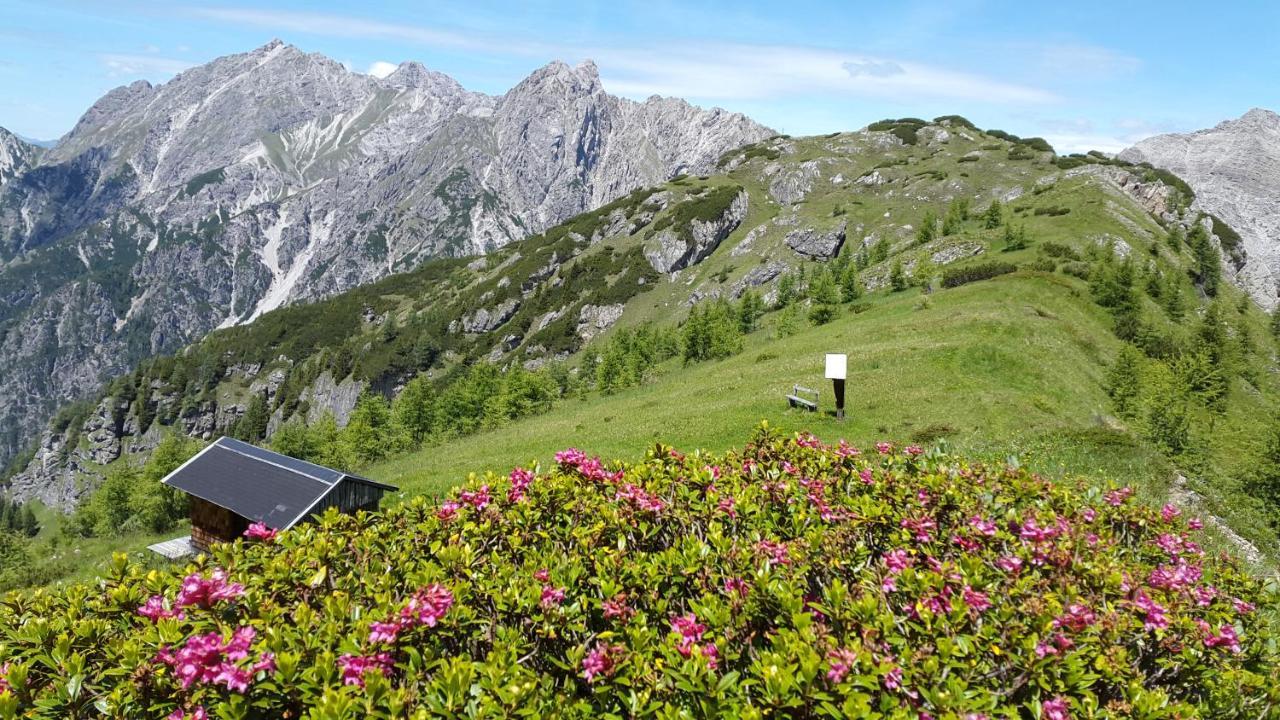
101,54 -> 193,78
188,6 -> 1057,106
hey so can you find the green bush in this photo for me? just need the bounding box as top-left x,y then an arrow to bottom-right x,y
0,426 -> 1275,717
941,261 -> 1017,288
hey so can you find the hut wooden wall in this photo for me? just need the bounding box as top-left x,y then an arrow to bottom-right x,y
309,480 -> 385,517
190,497 -> 248,550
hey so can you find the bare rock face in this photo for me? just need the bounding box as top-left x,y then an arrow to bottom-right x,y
645,190 -> 749,273
1119,108 -> 1280,308
461,298 -> 521,334
785,221 -> 846,260
731,261 -> 790,298
767,160 -> 822,204
576,303 -> 626,342
0,42 -> 773,472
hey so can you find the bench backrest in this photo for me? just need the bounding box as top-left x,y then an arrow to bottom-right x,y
792,384 -> 819,399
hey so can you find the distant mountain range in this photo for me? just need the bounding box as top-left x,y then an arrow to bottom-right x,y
0,40 -> 770,471
1120,108 -> 1280,310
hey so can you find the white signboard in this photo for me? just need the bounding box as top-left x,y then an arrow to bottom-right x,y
825,353 -> 847,380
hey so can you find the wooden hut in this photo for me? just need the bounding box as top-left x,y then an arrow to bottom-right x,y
160,436 -> 397,551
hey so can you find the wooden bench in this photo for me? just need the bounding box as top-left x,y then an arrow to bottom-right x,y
786,384 -> 819,412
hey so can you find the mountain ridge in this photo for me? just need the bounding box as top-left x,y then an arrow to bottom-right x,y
0,40 -> 771,472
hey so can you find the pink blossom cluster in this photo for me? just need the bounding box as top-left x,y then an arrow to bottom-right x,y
176,569 -> 245,609
826,647 -> 858,683
436,500 -> 461,522
900,516 -> 937,543
507,467 -> 535,503
555,448 -> 624,483
459,484 -> 491,510
603,593 -> 633,620
336,652 -> 394,688
367,584 -> 455,644
0,662 -> 9,694
581,642 -> 622,683
1053,603 -> 1097,633
615,483 -> 666,513
540,585 -> 567,609
1160,504 -> 1182,522
1148,560 -> 1202,591
156,627 -> 274,692
716,495 -> 737,518
1104,486 -> 1134,506
756,539 -> 791,565
1198,622 -> 1242,653
1042,696 -> 1071,720
904,445 -> 924,456
1035,633 -> 1074,658
242,522 -> 277,542
875,442 -> 894,454
166,708 -> 208,720
836,440 -> 860,458
137,595 -> 184,622
723,577 -> 749,598
670,614 -> 718,669
1132,590 -> 1170,631
793,433 -> 824,449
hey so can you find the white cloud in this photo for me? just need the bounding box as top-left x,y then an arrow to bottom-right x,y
842,59 -> 905,79
100,54 -> 194,78
1041,133 -> 1132,155
367,61 -> 398,78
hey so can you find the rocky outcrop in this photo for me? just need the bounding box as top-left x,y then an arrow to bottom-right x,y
766,160 -> 822,204
0,41 -> 772,471
576,304 -> 626,342
1119,108 -> 1280,308
731,261 -> 790,298
645,190 -> 749,273
460,298 -> 521,334
785,222 -> 846,260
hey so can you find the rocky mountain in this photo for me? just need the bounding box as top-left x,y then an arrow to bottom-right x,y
0,40 -> 771,471
0,127 -> 42,187
10,116 -> 1240,509
1119,108 -> 1280,309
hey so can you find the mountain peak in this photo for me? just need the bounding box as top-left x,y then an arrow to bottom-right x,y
512,59 -> 603,98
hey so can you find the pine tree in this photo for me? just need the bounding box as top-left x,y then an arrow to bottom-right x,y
915,210 -> 938,245
982,199 -> 1003,229
839,266 -> 863,302
393,375 -> 438,445
1162,275 -> 1186,321
889,258 -> 907,291
344,392 -> 401,465
913,257 -> 937,293
1187,223 -> 1221,296
233,394 -> 270,442
738,290 -> 764,333
271,419 -> 319,462
942,198 -> 969,235
1166,225 -> 1185,252
1105,345 -> 1144,418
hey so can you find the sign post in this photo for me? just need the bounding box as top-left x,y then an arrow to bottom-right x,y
825,353 -> 847,420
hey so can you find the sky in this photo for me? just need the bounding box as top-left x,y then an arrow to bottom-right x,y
1,0 -> 1277,153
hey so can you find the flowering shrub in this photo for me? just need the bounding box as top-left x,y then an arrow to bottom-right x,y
0,424 -> 1277,718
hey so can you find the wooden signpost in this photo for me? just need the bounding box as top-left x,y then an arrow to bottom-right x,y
825,353 -> 847,420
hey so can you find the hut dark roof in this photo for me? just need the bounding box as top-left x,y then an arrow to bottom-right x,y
161,437 -> 396,529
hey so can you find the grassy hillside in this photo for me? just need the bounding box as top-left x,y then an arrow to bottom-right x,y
6,116 -> 1280,590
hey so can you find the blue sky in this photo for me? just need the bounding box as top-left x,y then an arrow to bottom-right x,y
1,0 -> 1276,153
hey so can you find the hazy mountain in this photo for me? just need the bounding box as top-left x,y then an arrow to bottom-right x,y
1119,108 -> 1280,309
0,40 -> 771,470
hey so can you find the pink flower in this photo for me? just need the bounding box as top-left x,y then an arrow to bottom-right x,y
616,483 -> 666,513
1188,517 -> 1204,530
540,586 -> 566,609
837,440 -> 861,457
533,568 -> 550,582
723,577 -> 749,598
243,522 -> 277,542
1202,624 -> 1242,653
884,548 -> 914,573
555,448 -> 587,466
602,594 -> 633,620
336,653 -> 394,688
962,586 -> 991,613
901,516 -> 937,543
167,709 -> 208,720
368,621 -> 402,644
1161,504 -> 1182,522
858,468 -> 875,485
1104,487 -> 1133,506
795,433 -> 823,448
0,663 -> 9,695
875,442 -> 894,454
757,539 -> 791,565
1053,604 -> 1097,633
508,467 -> 535,503
904,445 -> 924,456
996,555 -> 1023,574
1081,507 -> 1097,523
175,569 -> 244,609
138,595 -> 184,622
969,516 -> 997,536
1154,533 -> 1184,556
157,627 -> 272,693
826,648 -> 857,683
1133,590 -> 1169,631
399,584 -> 455,628
459,485 -> 491,510
1232,597 -> 1256,614
1042,696 -> 1070,720
671,614 -> 707,646
700,642 -> 720,670
883,664 -> 904,690
717,495 -> 737,519
582,643 -> 621,683
436,500 -> 460,522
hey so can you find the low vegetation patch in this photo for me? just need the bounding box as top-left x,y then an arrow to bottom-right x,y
941,261 -> 1017,288
0,427 -> 1275,717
